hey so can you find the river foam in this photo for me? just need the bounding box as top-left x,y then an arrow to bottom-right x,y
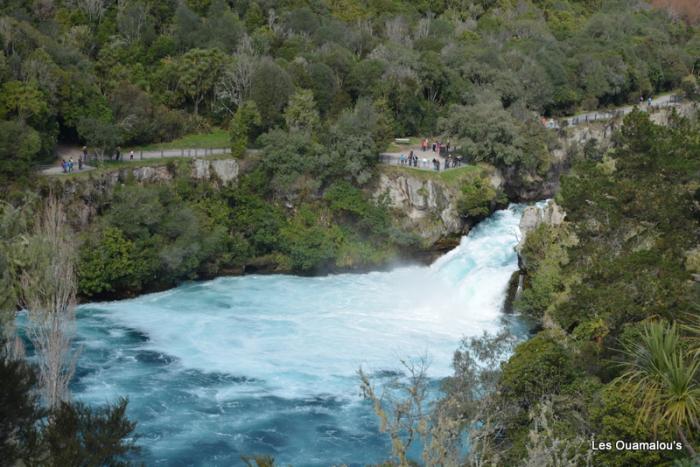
71,204 -> 527,465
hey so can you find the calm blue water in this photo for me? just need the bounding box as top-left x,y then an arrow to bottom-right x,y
69,204 -> 528,466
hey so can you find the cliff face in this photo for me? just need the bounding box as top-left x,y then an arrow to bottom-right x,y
371,167 -> 505,246
373,172 -> 462,244
505,199 -> 567,313
517,200 -> 566,256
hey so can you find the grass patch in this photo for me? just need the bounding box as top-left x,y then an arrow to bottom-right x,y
128,128 -> 230,151
385,136 -> 423,153
379,163 -> 490,187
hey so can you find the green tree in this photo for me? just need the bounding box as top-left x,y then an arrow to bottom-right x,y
43,398 -> 138,466
258,129 -> 326,201
457,176 -> 502,218
500,333 -> 577,407
279,205 -> 340,271
284,89 -> 320,134
249,59 -> 294,129
438,100 -> 551,173
203,0 -> 243,52
0,120 -> 41,183
0,344 -> 43,464
229,100 -> 261,158
244,2 -> 265,30
174,48 -> 227,115
0,81 -> 48,122
76,118 -> 122,162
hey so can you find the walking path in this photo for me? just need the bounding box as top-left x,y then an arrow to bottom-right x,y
562,93 -> 678,126
379,148 -> 462,172
39,146 -> 231,175
40,93 -> 685,176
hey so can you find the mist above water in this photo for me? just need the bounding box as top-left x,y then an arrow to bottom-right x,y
70,204 -> 528,466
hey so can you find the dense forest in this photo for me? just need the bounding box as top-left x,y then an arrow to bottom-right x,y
1,0 -> 699,185
0,0 -> 699,465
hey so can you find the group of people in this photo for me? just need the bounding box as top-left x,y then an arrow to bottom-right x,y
397,138 -> 463,171
399,150 -> 420,167
420,138 -> 451,155
639,95 -> 653,106
398,151 -> 464,171
70,145 -> 135,167
61,158 -> 82,173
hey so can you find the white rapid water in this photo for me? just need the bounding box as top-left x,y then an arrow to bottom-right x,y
69,204 -> 528,466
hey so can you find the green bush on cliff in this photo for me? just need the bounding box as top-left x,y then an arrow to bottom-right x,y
323,181 -> 390,235
456,176 -> 504,218
278,204 -> 341,272
78,183 -> 231,298
75,167 -> 405,294
516,223 -> 575,320
78,227 -> 142,297
589,383 -> 678,466
229,101 -> 261,158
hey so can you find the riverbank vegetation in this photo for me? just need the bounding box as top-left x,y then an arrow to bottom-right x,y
500,110 -> 700,464
75,170 -> 415,300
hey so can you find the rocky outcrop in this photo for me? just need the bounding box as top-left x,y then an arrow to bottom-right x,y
518,200 -> 566,245
500,148 -> 569,201
208,159 -> 239,184
373,172 -> 462,244
506,200 -> 566,312
190,158 -> 238,183
372,168 -> 504,246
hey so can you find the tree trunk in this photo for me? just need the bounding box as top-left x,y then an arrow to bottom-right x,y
678,427 -> 696,458
19,197 -> 79,409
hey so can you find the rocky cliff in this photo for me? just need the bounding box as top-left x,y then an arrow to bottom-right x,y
516,200 -> 566,255
371,166 -> 505,247
504,199 -> 567,313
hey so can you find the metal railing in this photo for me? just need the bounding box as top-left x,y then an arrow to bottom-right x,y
563,96 -> 685,127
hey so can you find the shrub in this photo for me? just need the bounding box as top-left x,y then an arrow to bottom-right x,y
500,333 -> 577,407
